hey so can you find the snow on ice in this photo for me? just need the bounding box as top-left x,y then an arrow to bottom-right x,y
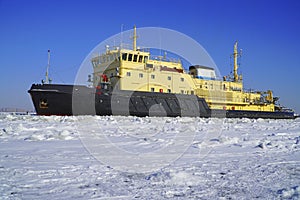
0,113 -> 299,199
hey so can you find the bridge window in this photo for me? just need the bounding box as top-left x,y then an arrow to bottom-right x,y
168,76 -> 171,80
167,89 -> 171,93
122,53 -> 127,61
151,74 -> 155,79
138,55 -> 143,62
139,73 -> 143,78
126,72 -> 131,76
151,88 -> 155,92
128,54 -> 133,61
144,56 -> 148,63
181,77 -> 184,82
133,54 -> 138,62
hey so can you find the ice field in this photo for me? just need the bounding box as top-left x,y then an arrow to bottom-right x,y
0,113 -> 299,199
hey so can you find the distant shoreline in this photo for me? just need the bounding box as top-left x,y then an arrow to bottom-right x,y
0,108 -> 34,113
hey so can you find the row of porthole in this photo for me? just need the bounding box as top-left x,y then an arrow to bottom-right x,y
126,72 -> 185,82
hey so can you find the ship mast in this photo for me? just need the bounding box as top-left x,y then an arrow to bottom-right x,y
133,25 -> 137,51
43,49 -> 51,84
233,41 -> 239,82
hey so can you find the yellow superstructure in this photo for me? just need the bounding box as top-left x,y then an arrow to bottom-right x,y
91,26 -> 276,112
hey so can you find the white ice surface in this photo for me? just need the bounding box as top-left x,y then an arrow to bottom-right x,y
0,113 -> 299,199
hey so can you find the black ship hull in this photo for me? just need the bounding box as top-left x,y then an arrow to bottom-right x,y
28,84 -> 296,119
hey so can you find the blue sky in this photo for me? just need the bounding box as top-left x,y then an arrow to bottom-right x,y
0,0 -> 300,113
